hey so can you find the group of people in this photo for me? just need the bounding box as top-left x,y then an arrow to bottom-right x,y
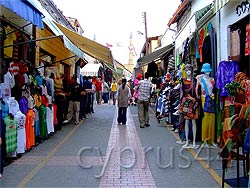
60,72 -> 153,129
116,72 -> 153,128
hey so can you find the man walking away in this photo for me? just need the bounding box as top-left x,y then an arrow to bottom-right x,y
137,72 -> 152,128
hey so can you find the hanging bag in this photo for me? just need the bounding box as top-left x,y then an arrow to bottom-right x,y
201,78 -> 216,113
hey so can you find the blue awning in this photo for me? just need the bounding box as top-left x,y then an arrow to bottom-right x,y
0,0 -> 44,29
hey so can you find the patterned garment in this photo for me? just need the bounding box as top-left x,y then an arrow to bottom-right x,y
14,111 -> 26,154
4,116 -> 18,153
245,23 -> 250,56
216,61 -> 239,96
138,79 -> 152,101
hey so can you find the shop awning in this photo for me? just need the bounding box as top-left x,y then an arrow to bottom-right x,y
214,0 -> 230,12
80,63 -> 101,77
28,0 -> 84,59
53,21 -> 114,66
0,0 -> 44,29
195,3 -> 214,24
137,44 -> 174,67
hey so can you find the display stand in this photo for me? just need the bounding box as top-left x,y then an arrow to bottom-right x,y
222,142 -> 249,188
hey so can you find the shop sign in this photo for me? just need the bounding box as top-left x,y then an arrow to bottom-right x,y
235,0 -> 250,16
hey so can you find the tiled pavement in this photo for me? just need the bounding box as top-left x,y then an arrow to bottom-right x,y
0,102 -> 241,187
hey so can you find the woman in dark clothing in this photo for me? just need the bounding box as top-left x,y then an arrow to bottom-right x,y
117,78 -> 131,125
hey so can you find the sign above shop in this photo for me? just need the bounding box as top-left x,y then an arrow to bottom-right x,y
235,0 -> 250,16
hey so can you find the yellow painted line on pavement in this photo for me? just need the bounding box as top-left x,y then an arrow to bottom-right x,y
17,121 -> 83,188
149,106 -> 230,187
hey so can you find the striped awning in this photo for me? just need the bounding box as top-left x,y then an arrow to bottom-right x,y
214,0 -> 230,12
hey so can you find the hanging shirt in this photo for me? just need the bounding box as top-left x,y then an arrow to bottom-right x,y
25,109 -> 35,150
7,97 -> 19,115
245,23 -> 250,56
1,99 -> 9,119
216,61 -> 239,96
33,107 -> 40,137
4,115 -> 18,153
39,105 -> 47,139
52,104 -> 57,126
46,106 -> 54,134
14,111 -> 26,154
4,71 -> 15,98
19,96 -> 28,115
33,93 -> 42,108
36,75 -> 43,86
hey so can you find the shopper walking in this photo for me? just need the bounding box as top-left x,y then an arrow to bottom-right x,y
95,77 -> 102,104
117,78 -> 131,125
102,80 -> 110,104
110,79 -> 118,105
137,72 -> 153,128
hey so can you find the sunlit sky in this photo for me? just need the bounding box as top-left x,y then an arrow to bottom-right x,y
52,0 -> 181,64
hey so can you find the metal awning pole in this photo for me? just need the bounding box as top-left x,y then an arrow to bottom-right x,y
0,35 -> 63,49
2,22 -> 33,37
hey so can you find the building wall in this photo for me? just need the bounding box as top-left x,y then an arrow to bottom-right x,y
217,0 -> 249,62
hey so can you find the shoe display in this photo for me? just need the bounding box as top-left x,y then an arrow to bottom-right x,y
172,100 -> 180,106
63,119 -> 69,124
174,103 -> 180,110
173,83 -> 181,90
173,110 -> 180,116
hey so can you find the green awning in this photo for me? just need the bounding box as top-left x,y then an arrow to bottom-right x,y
137,44 -> 174,67
195,3 -> 214,24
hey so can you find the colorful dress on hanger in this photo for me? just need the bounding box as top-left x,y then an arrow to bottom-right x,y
39,105 -> 47,139
33,108 -> 40,137
25,109 -> 35,150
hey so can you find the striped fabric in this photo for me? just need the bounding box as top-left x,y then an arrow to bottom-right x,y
214,0 -> 230,12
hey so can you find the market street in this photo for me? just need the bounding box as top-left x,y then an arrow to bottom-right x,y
0,103 -> 236,188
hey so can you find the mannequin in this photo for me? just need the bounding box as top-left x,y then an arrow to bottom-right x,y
181,64 -> 198,149
196,63 -> 216,147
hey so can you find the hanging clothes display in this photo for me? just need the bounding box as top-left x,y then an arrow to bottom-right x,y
4,114 -> 17,154
245,23 -> 250,56
25,109 -> 35,151
33,107 -> 40,138
216,60 -> 239,97
14,111 -> 26,154
39,104 -> 47,139
46,105 -> 54,134
230,29 -> 241,59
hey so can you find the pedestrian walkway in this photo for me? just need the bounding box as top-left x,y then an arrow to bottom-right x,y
0,103 -> 235,187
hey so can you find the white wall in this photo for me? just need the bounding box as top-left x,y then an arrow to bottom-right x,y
218,0 -> 249,62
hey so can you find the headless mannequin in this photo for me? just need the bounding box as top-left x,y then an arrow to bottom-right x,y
182,69 -> 198,149
196,72 -> 216,147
